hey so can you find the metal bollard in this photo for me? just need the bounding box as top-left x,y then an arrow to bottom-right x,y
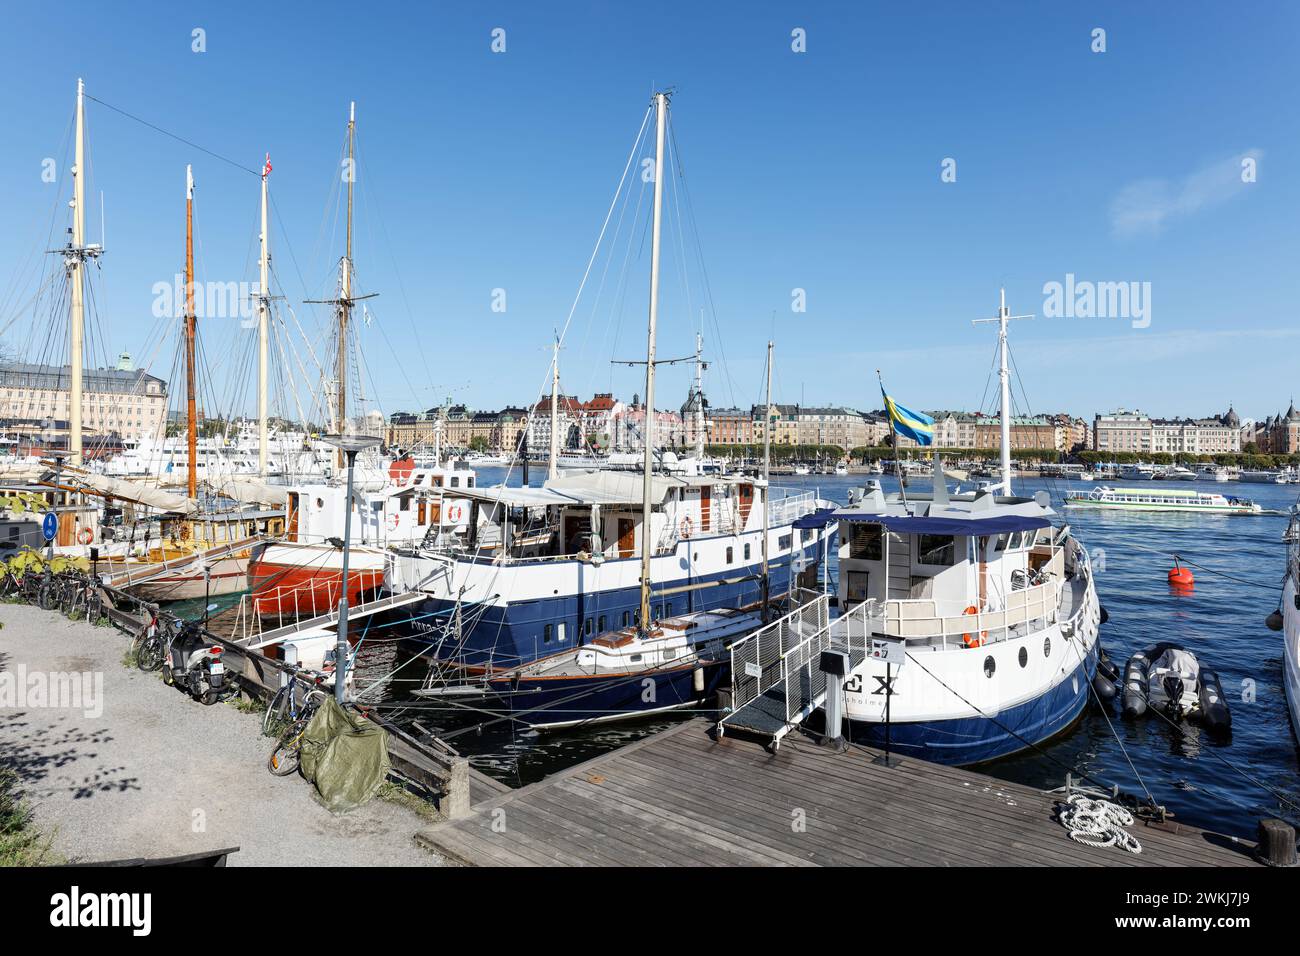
819,650 -> 850,752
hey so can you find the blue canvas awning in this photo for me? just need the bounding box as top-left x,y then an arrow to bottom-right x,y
793,507 -> 839,530
837,512 -> 1051,535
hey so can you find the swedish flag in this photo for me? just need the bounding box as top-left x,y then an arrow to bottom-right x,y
881,386 -> 934,447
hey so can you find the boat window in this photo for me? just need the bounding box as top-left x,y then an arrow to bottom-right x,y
623,611 -> 631,628
598,615 -> 607,632
557,623 -> 567,643
584,618 -> 593,637
726,546 -> 734,564
1006,532 -> 1022,551
630,654 -> 642,663
744,543 -> 751,561
779,534 -> 792,551
850,523 -> 883,560
467,477 -> 474,487
993,533 -> 1009,553
984,656 -> 996,678
916,534 -> 956,567
450,476 -> 460,488
400,496 -> 411,511
543,624 -> 553,644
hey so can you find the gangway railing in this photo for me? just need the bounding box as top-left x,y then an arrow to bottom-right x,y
719,594 -> 872,748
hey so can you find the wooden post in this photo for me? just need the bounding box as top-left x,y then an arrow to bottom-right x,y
1257,818 -> 1298,866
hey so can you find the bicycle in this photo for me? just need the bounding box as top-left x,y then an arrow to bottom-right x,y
136,615 -> 176,672
262,671 -> 328,737
266,688 -> 328,777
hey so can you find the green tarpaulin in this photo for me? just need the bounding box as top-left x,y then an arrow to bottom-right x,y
299,697 -> 390,813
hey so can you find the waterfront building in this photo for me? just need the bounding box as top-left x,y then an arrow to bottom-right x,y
1093,409 -> 1153,454
0,357 -> 167,445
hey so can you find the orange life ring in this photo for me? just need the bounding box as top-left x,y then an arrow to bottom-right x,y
77,528 -> 93,545
679,516 -> 694,539
961,605 -> 987,648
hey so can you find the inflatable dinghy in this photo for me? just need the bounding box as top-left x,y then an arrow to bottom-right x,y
1121,642 -> 1230,732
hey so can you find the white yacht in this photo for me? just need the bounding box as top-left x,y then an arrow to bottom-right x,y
1196,465 -> 1230,483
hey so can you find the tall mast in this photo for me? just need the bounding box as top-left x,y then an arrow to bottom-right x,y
972,288 -> 1032,496
185,165 -> 198,499
638,91 -> 668,636
258,154 -> 271,476
338,101 -> 355,467
68,78 -> 87,466
548,336 -> 560,480
997,288 -> 1011,494
762,340 -> 773,620
693,331 -> 706,460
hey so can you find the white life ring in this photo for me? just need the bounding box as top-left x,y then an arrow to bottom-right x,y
77,528 -> 93,545
679,516 -> 694,539
387,512 -> 400,532
446,503 -> 465,524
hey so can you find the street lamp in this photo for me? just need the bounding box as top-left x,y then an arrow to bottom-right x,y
322,432 -> 383,703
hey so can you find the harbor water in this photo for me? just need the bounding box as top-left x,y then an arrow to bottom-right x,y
359,466 -> 1300,838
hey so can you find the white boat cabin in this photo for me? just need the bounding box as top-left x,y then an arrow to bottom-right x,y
283,459 -> 477,548
836,482 -> 1069,647
445,471 -> 774,563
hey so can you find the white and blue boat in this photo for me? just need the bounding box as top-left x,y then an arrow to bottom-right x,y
829,291 -> 1103,765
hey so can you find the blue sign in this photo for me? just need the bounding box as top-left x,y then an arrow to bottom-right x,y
42,511 -> 58,541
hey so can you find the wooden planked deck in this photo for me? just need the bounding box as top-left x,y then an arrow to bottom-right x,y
415,719 -> 1260,866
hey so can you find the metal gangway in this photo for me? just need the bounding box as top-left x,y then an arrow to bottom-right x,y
718,593 -> 872,749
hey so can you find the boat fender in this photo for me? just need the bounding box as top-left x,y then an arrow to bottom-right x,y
1097,656 -> 1120,684
1099,605 -> 1109,625
1092,671 -> 1117,702
1122,650 -> 1150,718
1198,669 -> 1231,733
693,666 -> 704,694
1265,610 -> 1284,632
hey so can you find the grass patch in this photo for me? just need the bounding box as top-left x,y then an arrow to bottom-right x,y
377,780 -> 441,822
0,769 -> 61,866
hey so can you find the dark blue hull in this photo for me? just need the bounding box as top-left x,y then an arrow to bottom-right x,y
407,541 -> 827,668
845,641 -> 1099,765
486,660 -> 726,728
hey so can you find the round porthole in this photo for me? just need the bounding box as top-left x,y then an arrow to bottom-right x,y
1018,647 -> 1028,668
984,656 -> 996,678
1043,636 -> 1051,657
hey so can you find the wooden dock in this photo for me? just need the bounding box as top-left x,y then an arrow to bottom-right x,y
416,719 -> 1260,866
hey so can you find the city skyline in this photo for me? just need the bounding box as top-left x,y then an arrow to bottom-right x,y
1,3 -> 1297,425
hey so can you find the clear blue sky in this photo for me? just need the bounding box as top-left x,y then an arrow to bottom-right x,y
1,1 -> 1296,426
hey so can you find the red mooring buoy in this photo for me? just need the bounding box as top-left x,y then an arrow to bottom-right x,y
1168,558 -> 1194,588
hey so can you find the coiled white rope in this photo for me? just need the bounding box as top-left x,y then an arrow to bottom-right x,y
1059,794 -> 1142,854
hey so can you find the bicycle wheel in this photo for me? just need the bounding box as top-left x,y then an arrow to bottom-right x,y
137,632 -> 166,672
266,721 -> 307,776
262,683 -> 292,736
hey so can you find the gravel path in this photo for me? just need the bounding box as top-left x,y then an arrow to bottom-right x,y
0,602 -> 444,866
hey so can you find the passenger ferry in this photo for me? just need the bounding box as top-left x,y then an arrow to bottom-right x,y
1063,485 -> 1262,515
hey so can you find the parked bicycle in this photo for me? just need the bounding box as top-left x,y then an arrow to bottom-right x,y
266,685 -> 328,777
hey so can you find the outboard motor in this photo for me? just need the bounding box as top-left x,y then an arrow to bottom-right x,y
1160,673 -> 1189,719
1198,669 -> 1232,733
1122,649 -> 1150,718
